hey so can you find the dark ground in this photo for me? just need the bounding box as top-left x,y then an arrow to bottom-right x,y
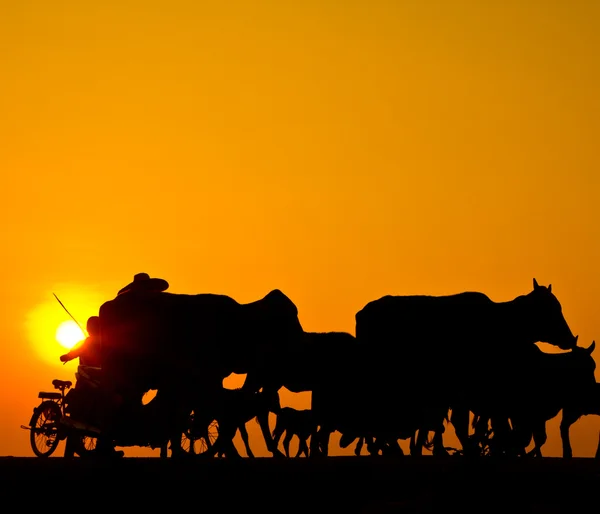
2,456 -> 599,512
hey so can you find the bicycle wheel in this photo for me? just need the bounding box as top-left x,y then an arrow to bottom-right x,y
29,401 -> 62,457
180,416 -> 219,456
73,434 -> 98,457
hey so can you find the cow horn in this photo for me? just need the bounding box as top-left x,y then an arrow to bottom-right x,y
574,334 -> 579,345
587,341 -> 596,354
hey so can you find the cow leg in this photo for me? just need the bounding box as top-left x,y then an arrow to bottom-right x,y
371,437 -> 387,455
238,423 -> 254,458
159,442 -> 168,459
450,407 -> 474,456
319,428 -> 331,456
215,435 -> 240,458
272,423 -> 285,453
560,409 -> 579,459
489,416 -> 513,456
528,426 -> 546,458
365,436 -> 379,455
382,438 -> 404,456
298,438 -> 309,457
309,427 -> 322,457
224,439 -> 241,458
212,424 -> 241,458
283,432 -> 293,458
411,429 -> 445,457
431,430 -> 447,457
354,437 -> 364,456
473,414 -> 491,454
508,418 -> 532,457
241,378 -> 285,458
412,429 -> 428,456
295,437 -> 303,457
310,426 -> 330,457
256,410 -> 285,458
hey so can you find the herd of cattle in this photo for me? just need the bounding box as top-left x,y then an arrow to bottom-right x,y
85,277 -> 599,458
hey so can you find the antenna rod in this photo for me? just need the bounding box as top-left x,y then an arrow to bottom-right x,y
53,292 -> 85,335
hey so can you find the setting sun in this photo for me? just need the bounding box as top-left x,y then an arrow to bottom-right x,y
55,320 -> 85,350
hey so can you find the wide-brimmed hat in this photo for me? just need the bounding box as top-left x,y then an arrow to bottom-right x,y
117,272 -> 169,296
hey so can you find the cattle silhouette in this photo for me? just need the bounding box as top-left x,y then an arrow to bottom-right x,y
560,379 -> 600,458
272,406 -> 318,457
460,341 -> 597,456
61,276 -> 587,460
354,279 -> 579,456
193,387 -> 282,458
245,330 -> 360,457
97,288 -> 304,456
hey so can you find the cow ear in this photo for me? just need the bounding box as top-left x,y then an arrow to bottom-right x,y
533,278 -> 539,289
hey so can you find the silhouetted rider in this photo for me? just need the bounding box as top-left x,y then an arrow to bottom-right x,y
61,315 -> 123,457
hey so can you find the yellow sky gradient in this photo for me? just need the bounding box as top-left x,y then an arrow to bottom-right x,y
1,0 -> 599,457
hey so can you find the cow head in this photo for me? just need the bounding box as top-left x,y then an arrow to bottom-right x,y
240,289 -> 305,375
521,278 -> 578,351
566,341 -> 597,399
571,340 -> 596,374
255,289 -> 304,341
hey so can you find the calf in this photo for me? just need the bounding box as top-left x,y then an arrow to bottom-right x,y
173,387 -> 282,458
211,387 -> 282,458
272,407 -> 318,457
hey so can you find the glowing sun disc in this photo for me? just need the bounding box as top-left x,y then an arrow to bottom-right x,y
55,320 -> 85,349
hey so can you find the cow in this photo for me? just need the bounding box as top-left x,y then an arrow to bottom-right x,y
176,387 -> 282,459
476,341 -> 596,457
559,379 -> 600,459
354,279 -> 579,456
246,330 -> 361,457
96,288 -> 305,456
271,330 -> 450,458
272,406 -> 318,457
307,340 -> 450,458
271,330 -> 362,394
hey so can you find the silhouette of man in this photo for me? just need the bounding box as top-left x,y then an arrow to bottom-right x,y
60,315 -> 124,458
60,315 -> 102,367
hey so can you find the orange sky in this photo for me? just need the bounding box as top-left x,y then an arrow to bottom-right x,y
1,0 -> 599,458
